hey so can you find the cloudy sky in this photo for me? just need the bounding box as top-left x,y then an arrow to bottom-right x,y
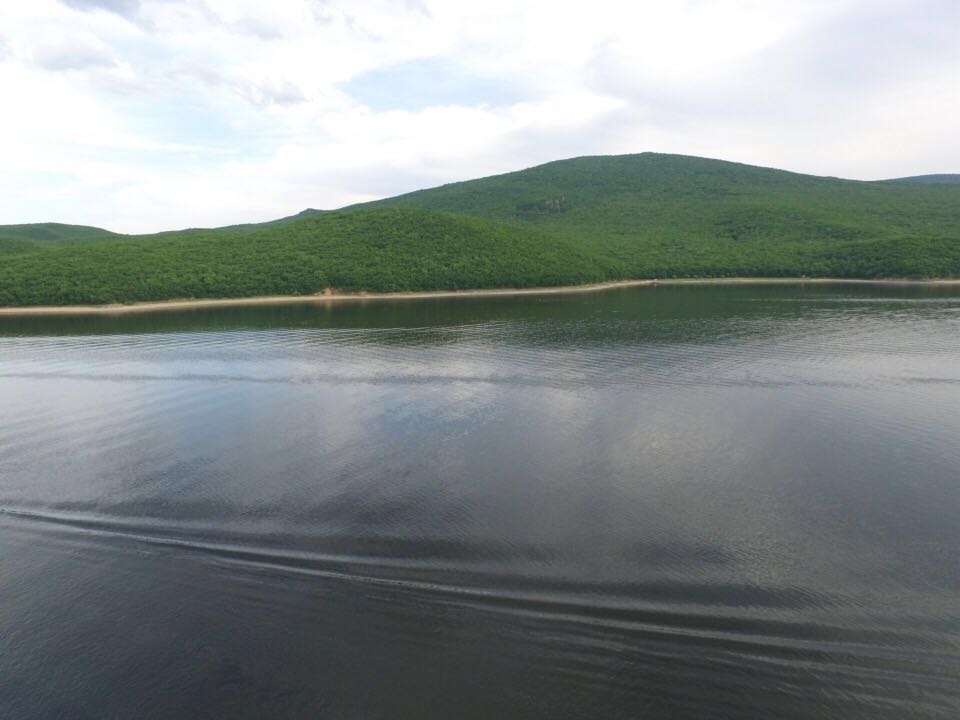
1,0 -> 957,233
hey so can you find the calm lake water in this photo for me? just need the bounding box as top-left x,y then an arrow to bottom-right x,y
0,284 -> 958,719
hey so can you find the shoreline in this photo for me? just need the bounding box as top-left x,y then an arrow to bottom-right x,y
2,277 -> 959,316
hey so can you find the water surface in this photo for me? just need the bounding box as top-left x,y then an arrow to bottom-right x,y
1,284 -> 958,719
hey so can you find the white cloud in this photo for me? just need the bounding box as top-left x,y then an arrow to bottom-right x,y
0,0 -> 957,232
61,0 -> 141,18
31,29 -> 117,70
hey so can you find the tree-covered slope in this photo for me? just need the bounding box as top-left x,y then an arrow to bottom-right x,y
0,222 -> 116,244
0,208 -> 607,306
356,153 -> 960,278
218,208 -> 328,232
1,153 -> 959,307
888,175 -> 960,185
0,222 -> 118,256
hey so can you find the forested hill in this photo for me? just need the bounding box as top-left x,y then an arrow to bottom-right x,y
0,209 -> 605,306
0,222 -> 117,254
887,175 -> 960,185
1,153 -> 959,307
354,153 -> 960,277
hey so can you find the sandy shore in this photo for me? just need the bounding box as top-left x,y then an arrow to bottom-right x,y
1,277 -> 959,316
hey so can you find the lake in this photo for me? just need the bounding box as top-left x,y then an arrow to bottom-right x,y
0,284 -> 958,719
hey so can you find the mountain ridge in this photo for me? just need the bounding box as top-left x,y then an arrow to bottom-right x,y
1,153 -> 958,307
886,174 -> 960,185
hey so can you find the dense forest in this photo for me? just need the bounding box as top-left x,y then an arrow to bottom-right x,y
1,153 -> 958,306
0,210 -> 608,306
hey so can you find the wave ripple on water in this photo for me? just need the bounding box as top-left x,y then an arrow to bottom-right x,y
0,285 -> 958,719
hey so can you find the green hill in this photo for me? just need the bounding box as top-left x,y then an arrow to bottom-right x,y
0,222 -> 116,243
0,209 -> 605,306
1,153 -> 959,307
219,208 -> 328,232
888,174 -> 960,185
356,153 -> 960,279
0,222 -> 118,255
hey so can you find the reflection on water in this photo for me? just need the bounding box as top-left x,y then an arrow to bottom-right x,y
1,284 -> 958,719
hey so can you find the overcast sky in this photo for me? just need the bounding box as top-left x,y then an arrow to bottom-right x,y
1,0 -> 957,233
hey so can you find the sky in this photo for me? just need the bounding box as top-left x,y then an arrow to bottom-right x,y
0,0 -> 957,233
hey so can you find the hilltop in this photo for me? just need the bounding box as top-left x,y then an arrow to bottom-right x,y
357,153 -> 960,278
887,174 -> 960,185
0,222 -> 117,243
1,153 -> 958,307
0,222 -> 117,255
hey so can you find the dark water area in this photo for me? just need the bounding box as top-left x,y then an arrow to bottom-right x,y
1,284 -> 958,719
